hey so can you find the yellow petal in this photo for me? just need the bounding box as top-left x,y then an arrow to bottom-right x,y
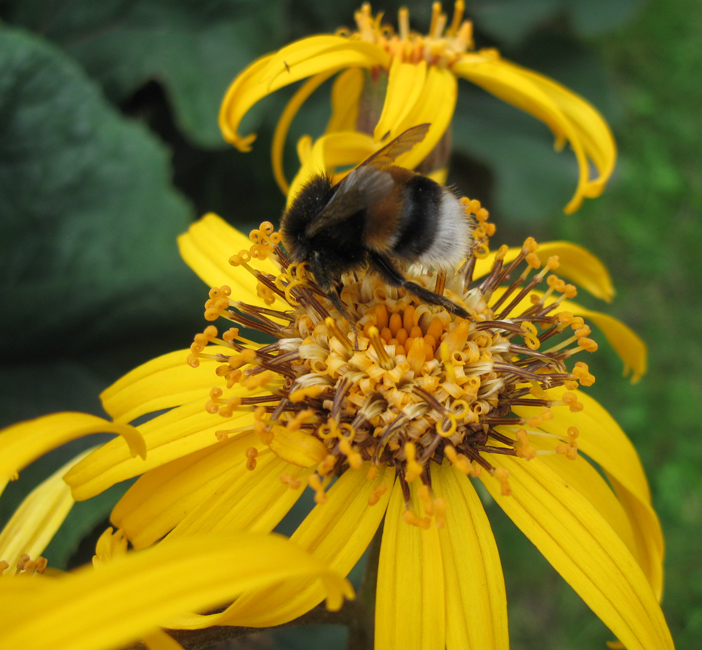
171,464 -> 393,629
481,456 -> 674,650
474,241 -> 615,302
110,431 -> 260,548
513,388 -> 664,599
390,66 -> 458,172
0,413 -> 144,482
287,131 -> 376,205
373,58 -> 428,141
376,478 -> 445,650
326,68 -> 364,135
100,348 -> 225,424
220,36 -> 388,151
273,70 -> 340,194
65,401 -> 253,501
562,300 -> 647,381
165,452 -> 308,541
0,533 -> 352,650
0,449 -> 93,573
177,213 -> 278,295
431,463 -> 509,650
454,52 -> 615,213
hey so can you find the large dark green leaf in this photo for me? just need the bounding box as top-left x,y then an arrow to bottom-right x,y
0,0 -> 285,146
0,27 -> 203,360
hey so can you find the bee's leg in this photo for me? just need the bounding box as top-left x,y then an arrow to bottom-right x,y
328,288 -> 359,349
369,252 -> 471,320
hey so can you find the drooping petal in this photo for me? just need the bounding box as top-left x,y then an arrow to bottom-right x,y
110,431 -> 259,548
0,533 -> 352,650
513,388 -> 664,599
100,348 -> 224,424
0,413 -> 144,483
454,52 -> 615,213
169,464 -> 393,629
376,478 -> 445,650
0,449 -> 93,573
431,463 -> 508,650
177,213 -> 278,295
474,241 -> 615,302
65,401 -> 253,500
481,456 -> 674,650
220,36 -> 389,151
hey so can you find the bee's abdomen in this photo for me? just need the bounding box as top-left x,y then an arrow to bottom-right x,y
393,175 -> 442,259
395,175 -> 472,270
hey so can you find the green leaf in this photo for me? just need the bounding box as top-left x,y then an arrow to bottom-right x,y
0,27 -> 204,360
1,0 -> 286,147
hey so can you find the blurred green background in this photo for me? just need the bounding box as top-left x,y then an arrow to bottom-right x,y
0,0 -> 699,648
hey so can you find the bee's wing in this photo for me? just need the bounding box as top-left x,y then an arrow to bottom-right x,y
362,123 -> 431,169
304,165 -> 394,238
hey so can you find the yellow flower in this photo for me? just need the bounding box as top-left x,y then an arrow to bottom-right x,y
38,203 -> 672,649
220,2 -> 616,214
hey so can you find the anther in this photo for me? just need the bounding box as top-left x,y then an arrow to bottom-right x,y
367,326 -> 394,370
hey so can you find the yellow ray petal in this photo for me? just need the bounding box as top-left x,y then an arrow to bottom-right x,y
431,463 -> 508,650
481,456 -> 674,650
376,479 -> 445,650
170,464 -> 393,629
562,301 -> 647,381
177,213 -> 278,294
110,432 -> 259,548
474,241 -> 615,302
454,53 -> 614,213
0,533 -> 352,650
393,66 -> 457,172
513,388 -> 664,599
0,413 -> 144,483
273,69 -> 340,194
373,58 -> 428,141
326,68 -> 364,135
220,36 -> 388,151
166,452 -> 308,541
100,348 -> 226,424
0,449 -> 93,573
528,437 -> 639,564
65,401 -> 254,501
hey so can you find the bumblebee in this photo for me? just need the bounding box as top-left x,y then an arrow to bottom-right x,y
280,124 -> 473,319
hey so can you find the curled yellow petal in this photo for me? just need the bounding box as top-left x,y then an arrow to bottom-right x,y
220,36 -> 388,151
0,413 -> 144,482
0,533 -> 353,650
454,51 -> 615,213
